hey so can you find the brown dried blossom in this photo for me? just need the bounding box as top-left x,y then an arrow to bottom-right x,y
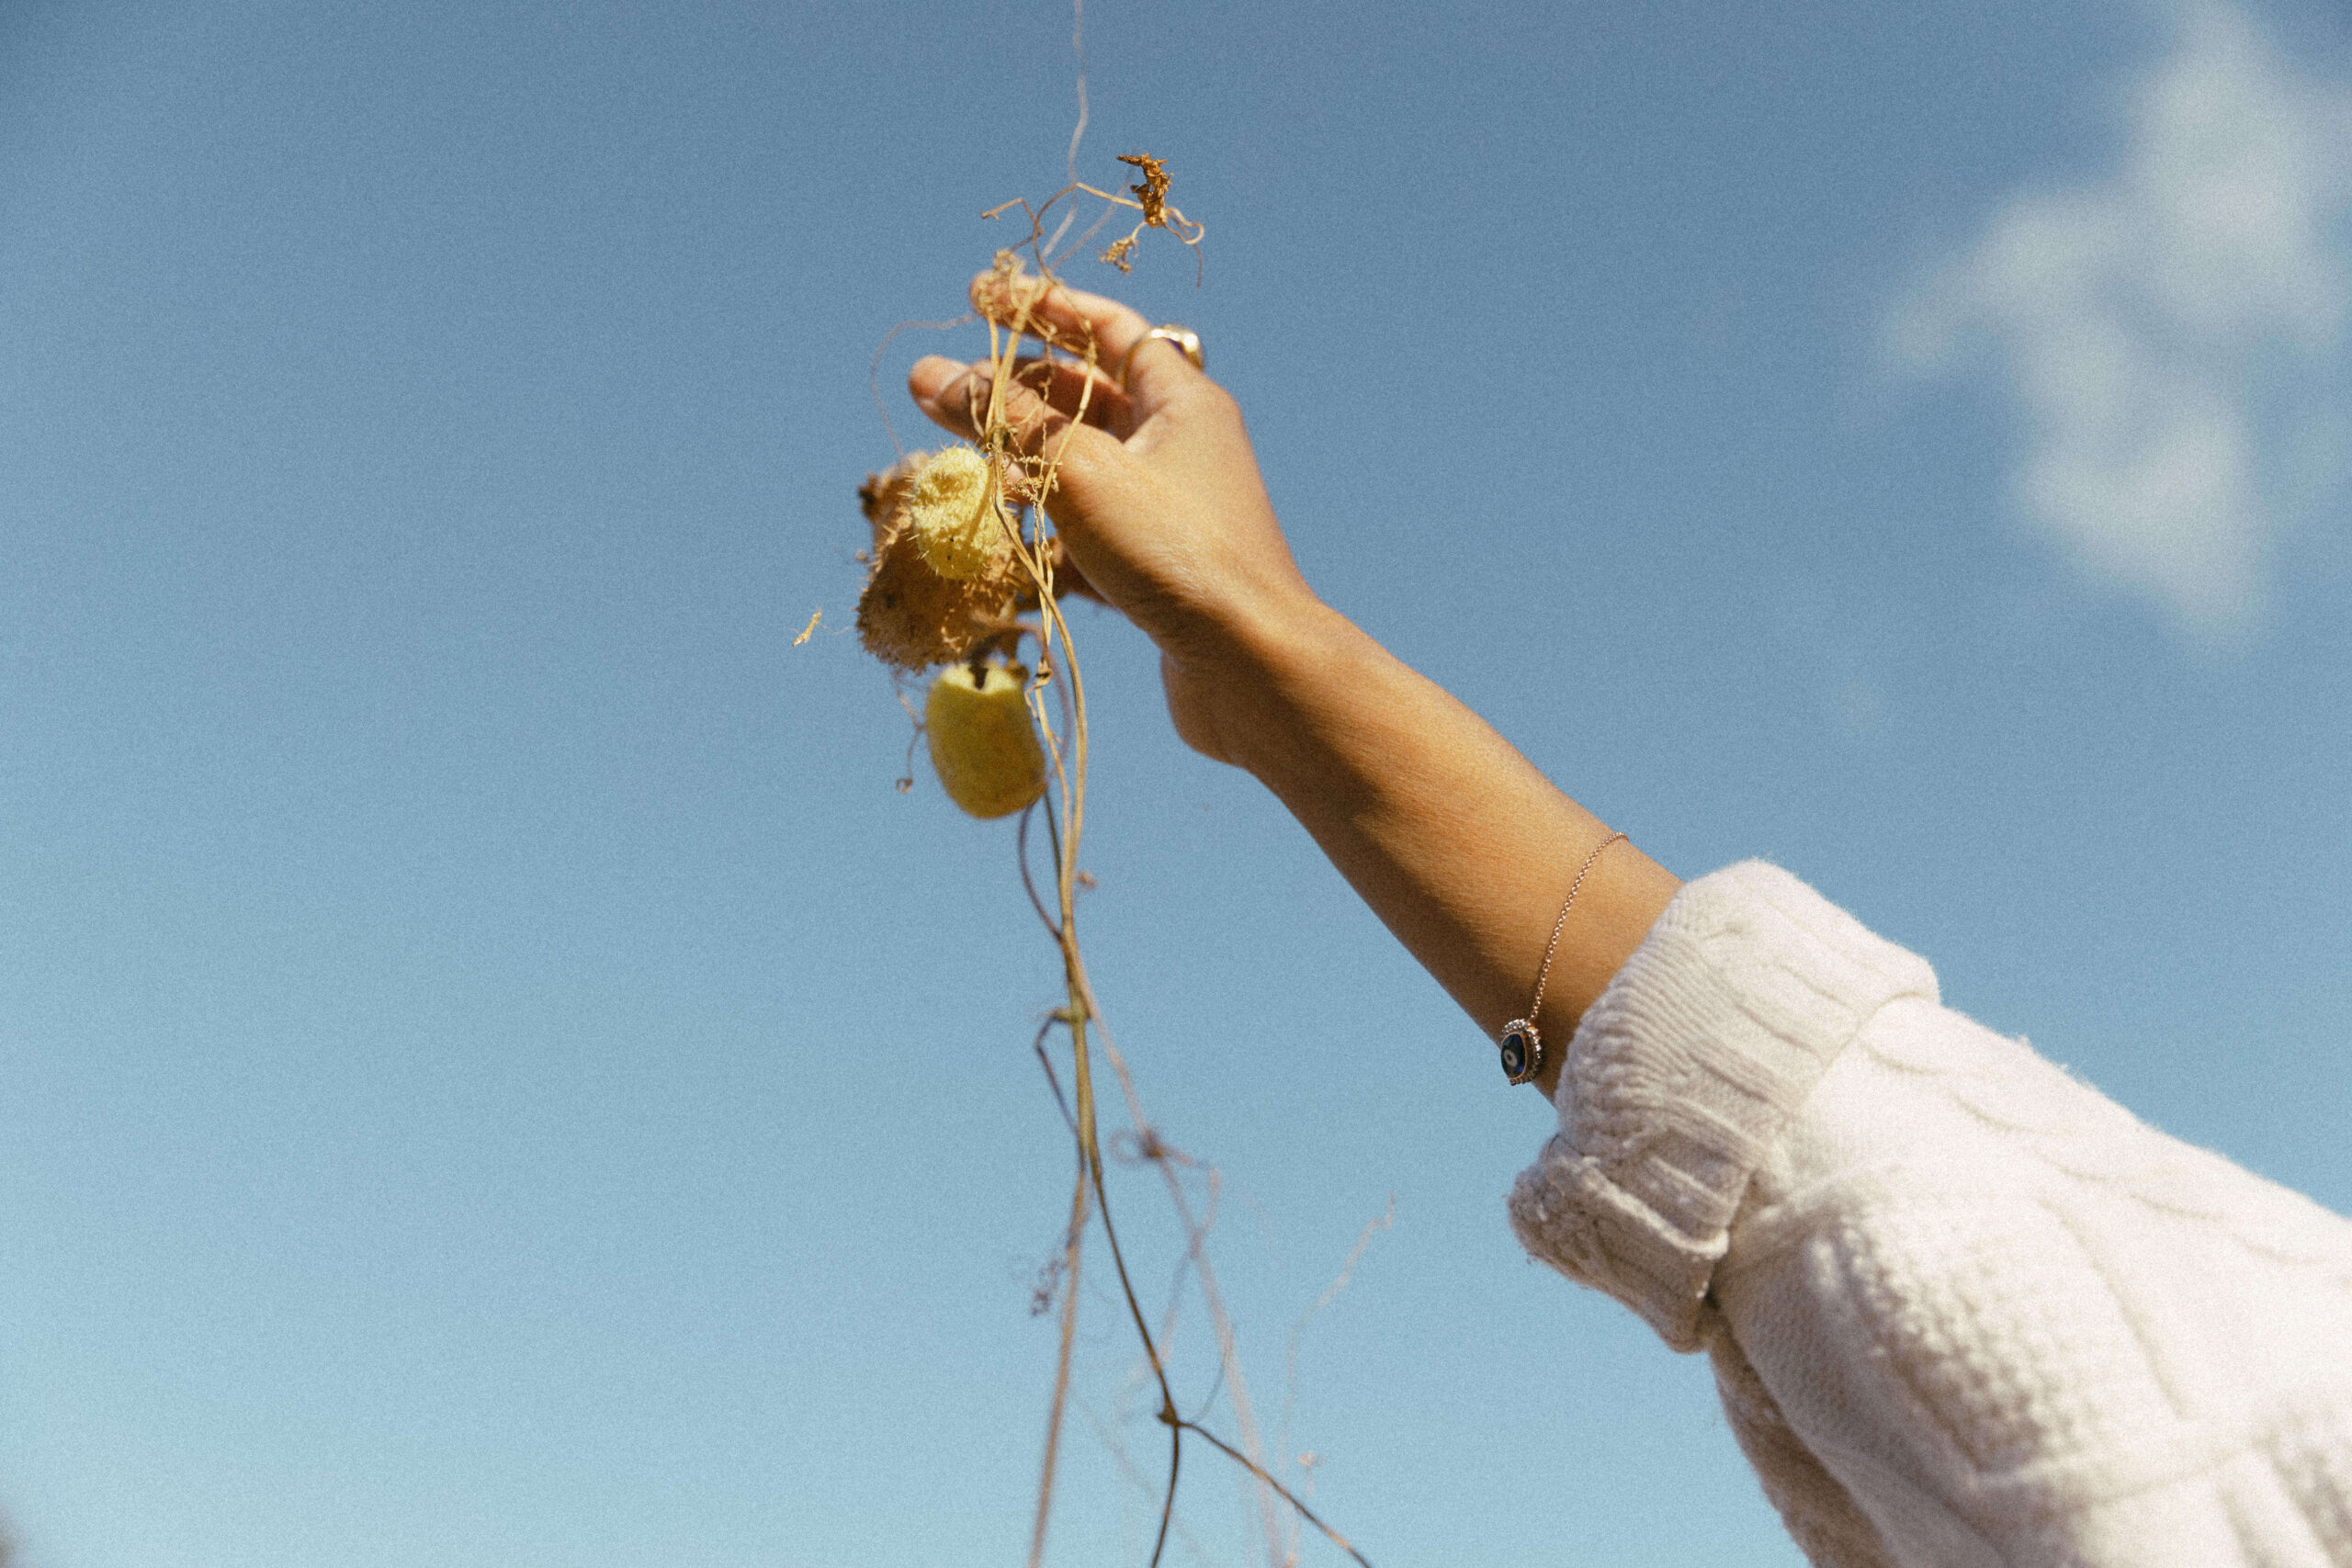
1118,153 -> 1170,228
854,454 -> 1022,671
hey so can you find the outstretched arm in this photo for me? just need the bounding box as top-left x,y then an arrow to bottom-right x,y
909,276 -> 1678,1097
914,276 -> 2352,1568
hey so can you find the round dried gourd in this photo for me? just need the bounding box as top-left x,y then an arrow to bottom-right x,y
926,661 -> 1046,818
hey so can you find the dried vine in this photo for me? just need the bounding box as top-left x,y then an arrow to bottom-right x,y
847,8 -> 1375,1562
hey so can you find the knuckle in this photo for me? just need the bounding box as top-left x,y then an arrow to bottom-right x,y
1167,378 -> 1240,429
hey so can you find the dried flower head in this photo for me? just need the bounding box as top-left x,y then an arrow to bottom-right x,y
858,461 -> 914,548
854,451 -> 1023,671
905,445 -> 1012,581
1118,153 -> 1170,229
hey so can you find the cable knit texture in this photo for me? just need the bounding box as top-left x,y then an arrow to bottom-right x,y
1509,862 -> 2352,1567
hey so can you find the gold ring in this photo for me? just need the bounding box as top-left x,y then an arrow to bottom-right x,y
1115,325 -> 1204,391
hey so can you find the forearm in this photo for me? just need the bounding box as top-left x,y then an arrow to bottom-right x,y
906,280 -> 1677,1088
1201,601 -> 1680,1098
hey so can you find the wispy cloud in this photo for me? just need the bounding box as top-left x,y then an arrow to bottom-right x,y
1887,1 -> 2352,639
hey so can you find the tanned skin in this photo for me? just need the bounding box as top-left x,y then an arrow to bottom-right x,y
910,278 -> 1680,1100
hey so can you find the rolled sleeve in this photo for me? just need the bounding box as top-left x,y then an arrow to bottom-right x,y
1508,861 -> 1939,1349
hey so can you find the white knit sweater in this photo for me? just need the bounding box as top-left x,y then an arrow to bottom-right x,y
1509,862 -> 2352,1567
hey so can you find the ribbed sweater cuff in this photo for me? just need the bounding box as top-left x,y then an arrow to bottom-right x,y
1508,861 -> 1939,1350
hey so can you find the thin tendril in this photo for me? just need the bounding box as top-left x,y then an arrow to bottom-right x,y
868,13 -> 1343,1553
1018,799 -> 1062,939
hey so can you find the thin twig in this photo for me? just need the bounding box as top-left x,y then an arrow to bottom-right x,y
1029,1154 -> 1090,1568
1080,1396 -> 1217,1568
1018,800 -> 1062,939
1033,1017 -> 1076,1136
1073,966 -> 1288,1562
929,46 -> 1350,1559
1280,1197 -> 1394,1559
1170,1418 -> 1373,1568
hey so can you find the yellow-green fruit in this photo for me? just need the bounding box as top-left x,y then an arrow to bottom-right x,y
926,662 -> 1047,819
907,446 -> 1009,581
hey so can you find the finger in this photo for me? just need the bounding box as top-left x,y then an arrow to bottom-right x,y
908,355 -> 986,442
970,265 -> 1136,352
969,270 -> 1204,412
907,355 -> 1124,484
1043,536 -> 1105,604
910,354 -> 1128,439
1009,355 -> 1127,431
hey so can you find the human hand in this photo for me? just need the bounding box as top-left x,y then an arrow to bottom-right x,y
913,276 -> 1679,1080
908,273 -> 1328,766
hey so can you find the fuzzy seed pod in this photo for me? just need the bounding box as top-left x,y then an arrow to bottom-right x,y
926,662 -> 1047,819
857,458 -> 916,549
854,452 -> 1023,671
906,446 -> 1012,581
854,536 -> 1017,671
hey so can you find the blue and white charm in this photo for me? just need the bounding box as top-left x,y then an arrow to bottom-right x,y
1498,1018 -> 1543,1085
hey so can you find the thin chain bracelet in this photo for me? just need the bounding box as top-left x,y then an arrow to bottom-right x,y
1498,830 -> 1627,1086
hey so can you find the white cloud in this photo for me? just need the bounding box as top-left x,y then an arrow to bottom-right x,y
1888,0 -> 2352,639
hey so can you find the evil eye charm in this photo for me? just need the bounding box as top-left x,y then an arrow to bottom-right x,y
1498,1019 -> 1543,1086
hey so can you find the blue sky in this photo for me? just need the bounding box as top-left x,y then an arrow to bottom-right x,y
2,1 -> 2347,1564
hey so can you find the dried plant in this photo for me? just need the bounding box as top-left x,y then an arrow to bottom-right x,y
846,15 -> 1373,1564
